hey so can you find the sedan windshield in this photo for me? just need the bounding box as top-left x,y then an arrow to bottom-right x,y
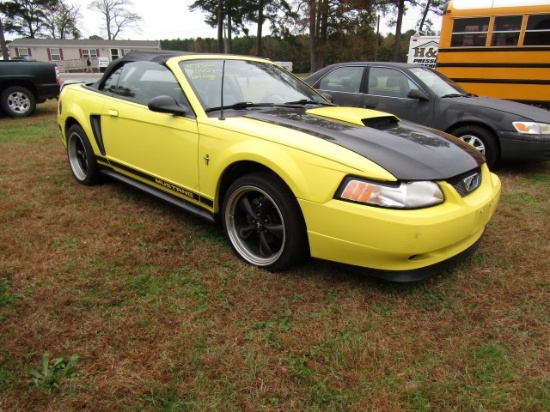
409,67 -> 470,98
180,59 -> 329,110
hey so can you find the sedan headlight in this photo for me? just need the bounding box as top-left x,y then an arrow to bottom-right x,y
337,178 -> 444,209
512,121 -> 550,135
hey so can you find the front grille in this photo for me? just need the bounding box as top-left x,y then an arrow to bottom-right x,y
446,167 -> 482,197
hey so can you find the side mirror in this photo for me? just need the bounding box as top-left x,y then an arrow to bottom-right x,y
408,89 -> 429,101
148,95 -> 188,115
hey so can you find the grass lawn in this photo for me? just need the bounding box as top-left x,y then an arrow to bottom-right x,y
0,100 -> 548,411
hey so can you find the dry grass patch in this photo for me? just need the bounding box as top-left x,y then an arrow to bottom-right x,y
0,100 -> 548,411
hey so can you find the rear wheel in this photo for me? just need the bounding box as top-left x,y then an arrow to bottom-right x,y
0,86 -> 36,117
222,172 -> 308,271
67,124 -> 101,185
453,125 -> 499,168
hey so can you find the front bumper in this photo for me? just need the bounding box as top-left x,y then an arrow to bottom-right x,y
330,237 -> 483,283
299,167 -> 501,279
499,131 -> 550,162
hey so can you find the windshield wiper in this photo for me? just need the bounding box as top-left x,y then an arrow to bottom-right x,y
280,99 -> 331,107
205,102 -> 274,112
441,93 -> 468,98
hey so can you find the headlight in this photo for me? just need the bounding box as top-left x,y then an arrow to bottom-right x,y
336,178 -> 444,209
512,121 -> 550,135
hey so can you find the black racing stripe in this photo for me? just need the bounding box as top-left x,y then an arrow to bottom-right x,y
245,108 -> 356,138
103,159 -> 214,208
97,155 -> 109,165
244,109 -> 482,180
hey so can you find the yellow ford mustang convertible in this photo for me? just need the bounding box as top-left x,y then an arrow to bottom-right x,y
58,51 -> 501,281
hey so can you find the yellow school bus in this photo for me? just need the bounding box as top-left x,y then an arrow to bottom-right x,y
436,0 -> 550,106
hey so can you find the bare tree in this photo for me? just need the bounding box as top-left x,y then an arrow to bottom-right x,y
43,0 -> 81,39
88,0 -> 142,40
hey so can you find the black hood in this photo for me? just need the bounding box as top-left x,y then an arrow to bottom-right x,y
244,107 -> 484,181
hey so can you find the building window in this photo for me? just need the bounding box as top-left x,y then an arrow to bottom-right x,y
49,48 -> 61,61
18,47 -> 30,57
451,17 -> 490,47
82,49 -> 98,58
110,48 -> 120,60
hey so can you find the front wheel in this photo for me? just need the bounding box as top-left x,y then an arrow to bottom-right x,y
66,124 -> 101,185
222,172 -> 308,272
0,86 -> 36,117
452,125 -> 499,168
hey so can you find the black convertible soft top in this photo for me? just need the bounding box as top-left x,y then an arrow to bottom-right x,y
100,50 -> 196,79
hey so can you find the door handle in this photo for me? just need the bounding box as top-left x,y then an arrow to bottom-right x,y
108,109 -> 119,117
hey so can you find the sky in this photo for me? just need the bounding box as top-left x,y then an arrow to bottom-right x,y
80,0 -> 219,40
77,0 -> 441,41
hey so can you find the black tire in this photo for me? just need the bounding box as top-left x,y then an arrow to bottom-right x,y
0,86 -> 36,117
452,125 -> 499,168
222,172 -> 308,272
66,124 -> 101,185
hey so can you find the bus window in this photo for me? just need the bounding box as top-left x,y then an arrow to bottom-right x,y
451,17 -> 490,47
491,15 -> 522,46
523,14 -> 550,45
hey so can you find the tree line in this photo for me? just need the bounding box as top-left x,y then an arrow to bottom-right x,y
0,0 -> 444,73
160,30 -> 417,73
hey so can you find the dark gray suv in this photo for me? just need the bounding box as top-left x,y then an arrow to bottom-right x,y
305,62 -> 550,167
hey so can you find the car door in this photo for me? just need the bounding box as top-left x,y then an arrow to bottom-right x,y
362,66 -> 435,127
315,65 -> 367,107
99,61 -> 200,199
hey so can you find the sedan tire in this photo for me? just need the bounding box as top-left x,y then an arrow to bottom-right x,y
222,172 -> 308,272
453,125 -> 499,168
67,124 -> 101,185
1,86 -> 36,117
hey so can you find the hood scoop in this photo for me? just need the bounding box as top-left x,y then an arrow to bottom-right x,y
306,106 -> 400,129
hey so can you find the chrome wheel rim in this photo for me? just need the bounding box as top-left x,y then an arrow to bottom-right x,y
225,186 -> 285,266
459,134 -> 486,156
7,91 -> 31,114
68,133 -> 89,181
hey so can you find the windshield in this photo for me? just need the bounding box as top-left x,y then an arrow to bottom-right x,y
180,59 -> 328,110
409,67 -> 469,98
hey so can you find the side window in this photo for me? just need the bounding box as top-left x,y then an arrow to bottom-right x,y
524,14 -> 550,46
318,66 -> 365,93
451,17 -> 490,47
491,15 -> 522,46
101,64 -> 137,97
134,65 -> 186,104
367,68 -> 413,98
102,66 -> 123,94
100,61 -> 187,105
